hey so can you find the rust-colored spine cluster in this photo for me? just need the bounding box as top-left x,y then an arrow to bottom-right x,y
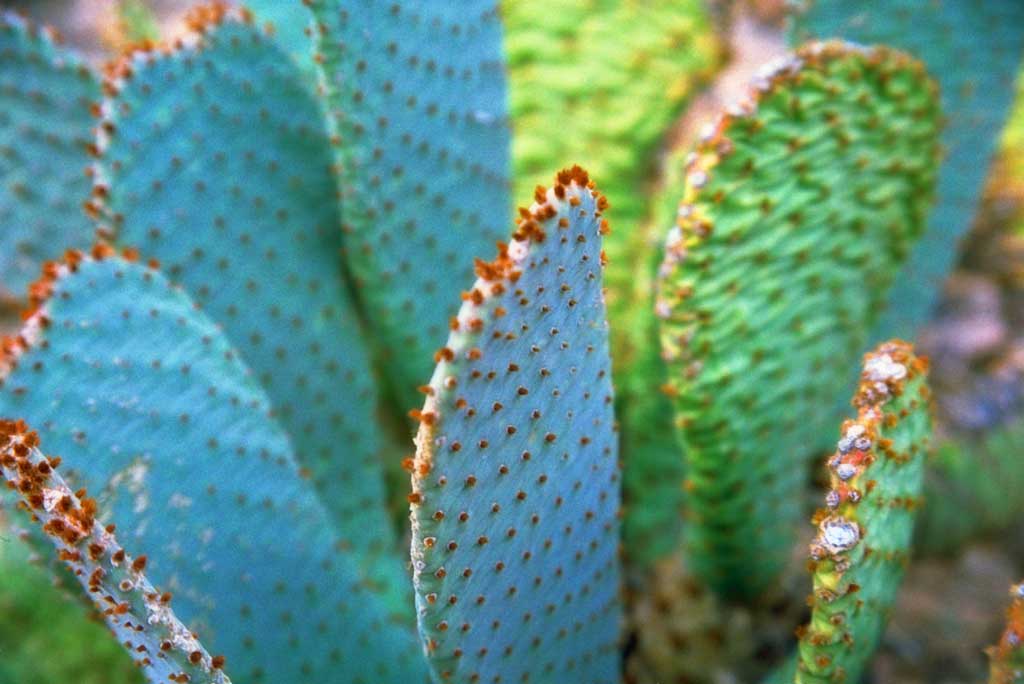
0,419 -> 230,683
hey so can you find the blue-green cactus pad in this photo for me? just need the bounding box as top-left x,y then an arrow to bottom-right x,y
0,255 -> 427,684
410,168 -> 622,683
94,13 -> 405,605
790,0 -> 1024,339
0,11 -> 98,302
308,0 -> 512,405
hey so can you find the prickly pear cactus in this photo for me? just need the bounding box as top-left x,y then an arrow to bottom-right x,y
990,582 -> 1024,684
0,11 -> 98,303
787,341 -> 931,684
90,7 -> 406,604
789,0 -> 1024,339
0,420 -> 230,684
409,167 -> 623,683
503,0 -> 722,569
0,253 -> 427,684
656,42 -> 942,599
308,0 -> 512,405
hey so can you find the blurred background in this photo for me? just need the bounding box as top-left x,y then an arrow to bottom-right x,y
1,1 -> 1023,682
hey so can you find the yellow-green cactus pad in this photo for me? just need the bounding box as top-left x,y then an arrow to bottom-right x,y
989,582 -> 1024,684
790,340 -> 931,684
656,42 -> 941,599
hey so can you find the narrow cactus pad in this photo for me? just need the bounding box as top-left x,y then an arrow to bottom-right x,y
0,420 -> 231,684
410,167 -> 622,683
790,0 -> 1024,339
0,254 -> 427,684
918,419 -> 1024,553
989,582 -> 1024,684
656,42 -> 941,598
790,341 -> 931,684
309,0 -> 512,405
91,9 -> 406,605
0,11 -> 98,303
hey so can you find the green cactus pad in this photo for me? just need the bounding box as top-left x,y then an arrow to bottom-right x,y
0,253 -> 427,684
989,582 -> 1024,684
308,0 -> 512,405
619,148 -> 691,569
790,0 -> 1024,339
656,42 -> 941,599
0,420 -> 231,684
0,11 -> 98,303
916,418 -> 1024,554
91,9 -> 406,605
788,340 -> 931,684
410,167 -> 622,683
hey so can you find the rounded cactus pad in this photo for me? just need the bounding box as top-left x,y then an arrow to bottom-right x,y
790,0 -> 1024,340
989,582 -> 1024,684
789,340 -> 931,684
308,0 -> 512,406
90,6 -> 406,607
0,11 -> 98,303
0,420 -> 231,684
0,253 -> 427,684
656,41 -> 941,599
410,167 -> 623,683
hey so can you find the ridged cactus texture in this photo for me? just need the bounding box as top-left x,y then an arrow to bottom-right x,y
787,341 -> 931,684
410,167 -> 622,683
502,0 -> 722,568
656,42 -> 941,599
990,582 -> 1024,684
89,9 -> 406,604
0,253 -> 426,684
0,12 -> 98,303
308,0 -> 512,405
789,0 -> 1024,339
0,420 -> 230,684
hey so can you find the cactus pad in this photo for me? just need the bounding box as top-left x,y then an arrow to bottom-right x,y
989,582 -> 1024,684
91,8 -> 406,605
0,420 -> 231,684
0,11 -> 98,303
656,42 -> 941,598
789,340 -> 931,684
308,0 -> 512,404
410,167 -> 622,683
0,253 -> 427,684
790,0 -> 1024,339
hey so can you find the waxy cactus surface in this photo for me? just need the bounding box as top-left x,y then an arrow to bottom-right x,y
0,11 -> 98,303
0,254 -> 427,684
410,167 -> 622,684
90,9 -> 407,607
